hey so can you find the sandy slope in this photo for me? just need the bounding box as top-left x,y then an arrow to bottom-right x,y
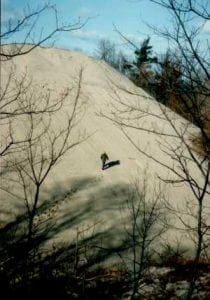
1,45 -> 209,260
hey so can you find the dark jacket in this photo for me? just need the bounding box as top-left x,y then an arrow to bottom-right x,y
100,152 -> 109,162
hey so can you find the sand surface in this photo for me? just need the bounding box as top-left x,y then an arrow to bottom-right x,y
1,45 -> 209,260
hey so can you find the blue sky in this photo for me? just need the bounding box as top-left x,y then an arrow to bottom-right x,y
2,0 -> 210,57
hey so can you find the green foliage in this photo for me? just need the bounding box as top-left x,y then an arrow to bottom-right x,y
134,37 -> 157,69
123,37 -> 157,92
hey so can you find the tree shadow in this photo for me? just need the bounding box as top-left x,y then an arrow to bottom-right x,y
0,175 -> 132,298
103,160 -> 120,170
1,175 -> 209,299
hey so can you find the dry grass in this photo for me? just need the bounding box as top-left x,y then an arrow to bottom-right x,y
167,94 -> 210,159
189,108 -> 210,158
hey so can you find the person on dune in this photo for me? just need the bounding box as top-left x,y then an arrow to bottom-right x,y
100,152 -> 109,170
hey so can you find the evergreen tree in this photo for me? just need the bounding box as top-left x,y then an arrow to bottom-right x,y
134,37 -> 157,69
132,37 -> 157,91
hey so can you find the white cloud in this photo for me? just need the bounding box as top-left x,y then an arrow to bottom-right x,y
77,7 -> 93,17
70,29 -> 107,42
202,21 -> 210,32
121,33 -> 144,45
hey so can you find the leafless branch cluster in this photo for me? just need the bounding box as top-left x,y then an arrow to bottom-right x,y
1,67 -> 87,246
0,2 -> 88,61
102,1 -> 210,297
0,3 -> 90,270
124,173 -> 166,299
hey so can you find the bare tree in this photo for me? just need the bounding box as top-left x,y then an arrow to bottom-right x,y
2,68 -> 87,246
0,2 -> 88,160
101,71 -> 210,298
152,51 -> 183,106
96,39 -> 117,65
1,2 -> 87,61
0,67 -> 89,291
0,1 -> 90,292
107,1 -> 210,298
95,38 -> 128,72
147,0 -> 210,152
124,173 -> 166,300
144,1 -> 210,298
0,68 -> 70,163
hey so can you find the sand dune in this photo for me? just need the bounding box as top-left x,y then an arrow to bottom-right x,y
1,45 -> 209,260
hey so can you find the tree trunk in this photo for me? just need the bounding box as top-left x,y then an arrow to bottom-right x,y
186,200 -> 203,300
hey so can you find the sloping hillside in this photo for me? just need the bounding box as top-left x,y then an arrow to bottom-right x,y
1,45 -> 209,261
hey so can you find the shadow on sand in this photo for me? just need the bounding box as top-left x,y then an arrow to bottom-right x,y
103,160 -> 120,170
0,175 -> 131,299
